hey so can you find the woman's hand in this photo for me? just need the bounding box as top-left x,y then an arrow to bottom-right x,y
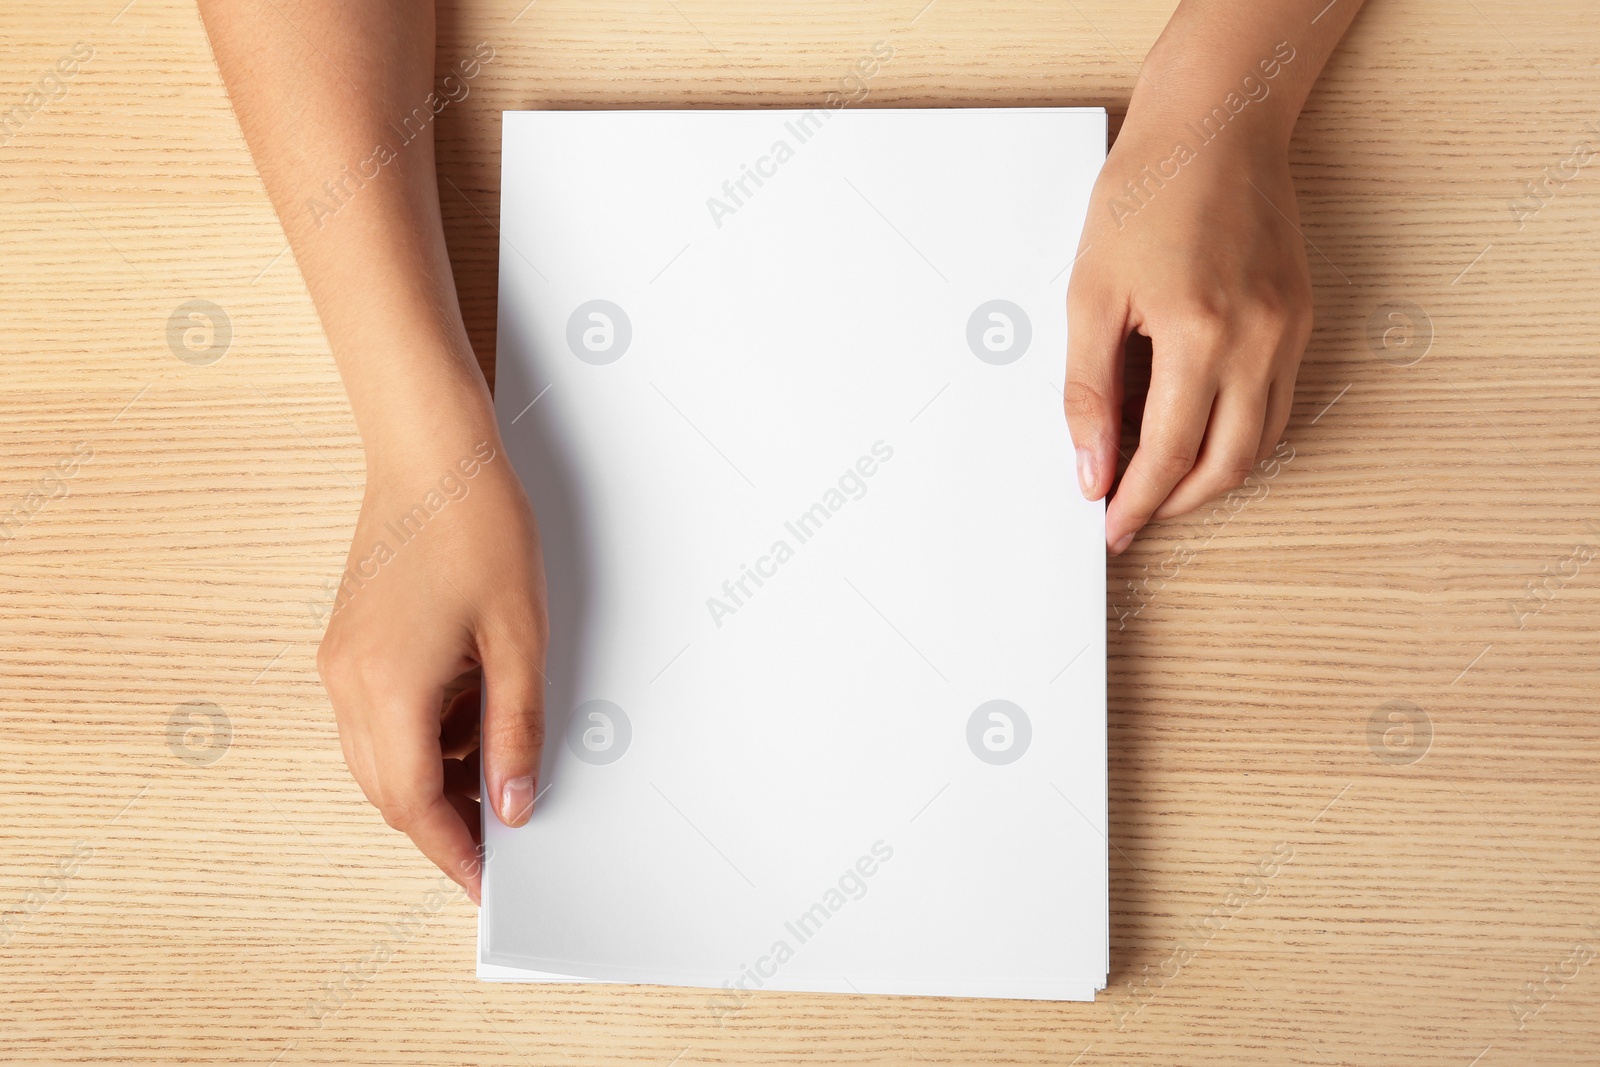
315,422 -> 548,903
1066,123 -> 1313,555
199,0 -> 566,899
1061,0 -> 1371,554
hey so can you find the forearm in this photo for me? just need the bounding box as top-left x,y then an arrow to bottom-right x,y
1126,0 -> 1366,152
198,0 -> 493,469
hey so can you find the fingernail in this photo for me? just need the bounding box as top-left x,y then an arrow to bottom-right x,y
466,884 -> 482,907
1076,448 -> 1096,497
501,775 -> 535,827
1111,531 -> 1134,555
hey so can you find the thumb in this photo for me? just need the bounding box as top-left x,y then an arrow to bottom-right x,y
1064,279 -> 1128,501
479,618 -> 547,828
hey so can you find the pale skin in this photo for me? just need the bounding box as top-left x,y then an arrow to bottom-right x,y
197,0 -> 1364,899
1070,0 -> 1367,552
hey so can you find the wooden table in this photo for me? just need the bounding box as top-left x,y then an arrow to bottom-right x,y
4,1 -> 1599,1063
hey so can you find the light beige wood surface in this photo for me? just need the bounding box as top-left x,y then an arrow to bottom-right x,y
4,1 -> 1600,1063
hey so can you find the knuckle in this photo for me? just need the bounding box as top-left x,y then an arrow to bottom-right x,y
1188,450 -> 1257,499
316,627 -> 401,701
1245,288 -> 1312,346
1216,457 -> 1256,491
1242,289 -> 1293,325
1065,273 -> 1100,313
486,709 -> 545,753
1062,378 -> 1111,424
315,635 -> 353,691
347,658 -> 394,704
1289,304 -> 1314,348
378,794 -> 430,834
1149,445 -> 1200,482
1168,297 -> 1230,349
1236,360 -> 1278,394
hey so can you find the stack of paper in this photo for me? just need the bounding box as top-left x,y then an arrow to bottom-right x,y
481,106 -> 1107,1002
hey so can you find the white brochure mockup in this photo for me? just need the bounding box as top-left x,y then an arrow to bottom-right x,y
482,106 -> 1108,1003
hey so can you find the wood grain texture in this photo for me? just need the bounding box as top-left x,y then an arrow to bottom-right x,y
3,1 -> 1599,1063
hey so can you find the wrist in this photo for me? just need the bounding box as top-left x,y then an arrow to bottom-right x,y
1124,37 -> 1303,160
346,349 -> 503,483
1109,107 -> 1289,179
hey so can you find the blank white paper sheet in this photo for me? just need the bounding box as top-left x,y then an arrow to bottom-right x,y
481,106 -> 1108,1003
